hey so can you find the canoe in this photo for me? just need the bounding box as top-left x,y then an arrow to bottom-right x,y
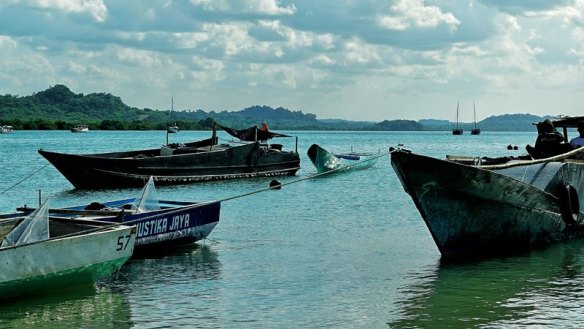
38,124 -> 300,188
0,202 -> 136,300
307,144 -> 378,174
390,116 -> 584,260
17,178 -> 220,255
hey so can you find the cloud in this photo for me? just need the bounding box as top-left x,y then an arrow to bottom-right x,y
378,0 -> 460,32
3,0 -> 108,22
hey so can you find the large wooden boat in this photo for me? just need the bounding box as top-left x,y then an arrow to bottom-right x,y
17,178 -> 220,255
38,124 -> 300,188
391,116 -> 584,260
0,201 -> 136,300
307,144 -> 378,174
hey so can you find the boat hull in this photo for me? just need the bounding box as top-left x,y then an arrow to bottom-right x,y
307,144 -> 377,174
0,223 -> 135,299
39,139 -> 300,188
59,198 -> 221,253
391,149 -> 584,260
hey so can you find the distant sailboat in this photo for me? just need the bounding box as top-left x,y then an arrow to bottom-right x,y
471,101 -> 481,135
452,101 -> 463,135
167,97 -> 179,134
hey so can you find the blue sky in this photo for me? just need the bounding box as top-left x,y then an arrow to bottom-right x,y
1,0 -> 584,122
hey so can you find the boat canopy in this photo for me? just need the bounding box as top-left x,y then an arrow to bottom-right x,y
218,124 -> 291,141
1,200 -> 49,248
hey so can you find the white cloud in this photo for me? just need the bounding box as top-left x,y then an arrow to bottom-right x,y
379,0 -> 460,32
14,0 -> 108,22
190,0 -> 295,15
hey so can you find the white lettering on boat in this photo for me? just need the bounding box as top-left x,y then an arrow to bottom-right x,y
135,214 -> 191,238
169,214 -> 190,231
137,217 -> 168,237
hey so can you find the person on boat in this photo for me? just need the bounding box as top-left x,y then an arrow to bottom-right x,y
570,121 -> 584,147
526,119 -> 572,159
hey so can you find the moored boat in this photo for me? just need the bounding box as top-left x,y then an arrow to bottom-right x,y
1,125 -> 13,134
17,178 -> 221,254
307,144 -> 378,174
38,123 -> 300,188
0,201 -> 136,300
71,125 -> 89,133
391,116 -> 584,260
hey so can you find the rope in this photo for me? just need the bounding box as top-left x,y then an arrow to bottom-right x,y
0,161 -> 53,195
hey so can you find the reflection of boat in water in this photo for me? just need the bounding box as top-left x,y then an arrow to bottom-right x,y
0,284 -> 132,328
388,237 -> 584,328
391,116 -> 584,260
307,144 -> 378,174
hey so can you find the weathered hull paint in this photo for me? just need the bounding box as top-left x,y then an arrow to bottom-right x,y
0,225 -> 135,299
391,149 -> 584,260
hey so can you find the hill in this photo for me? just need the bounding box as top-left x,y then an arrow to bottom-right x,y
0,85 -> 551,131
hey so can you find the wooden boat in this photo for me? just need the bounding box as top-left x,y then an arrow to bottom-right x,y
0,200 -> 136,300
391,116 -> 584,260
71,125 -> 89,133
38,124 -> 300,188
452,101 -> 463,135
307,144 -> 378,174
18,178 -> 221,254
1,125 -> 13,134
470,101 -> 481,135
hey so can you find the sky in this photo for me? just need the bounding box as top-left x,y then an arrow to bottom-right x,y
1,1 -> 584,122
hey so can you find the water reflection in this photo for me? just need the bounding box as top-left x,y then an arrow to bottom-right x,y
107,243 -> 223,328
389,238 -> 584,328
0,285 -> 132,329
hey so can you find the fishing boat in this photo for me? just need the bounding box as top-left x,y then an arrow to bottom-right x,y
452,101 -> 463,135
391,116 -> 584,260
471,101 -> 481,135
1,125 -> 13,134
307,144 -> 378,174
0,200 -> 136,300
38,123 -> 300,188
17,178 -> 221,254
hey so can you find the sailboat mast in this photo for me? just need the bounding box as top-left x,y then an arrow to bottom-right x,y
456,101 -> 460,129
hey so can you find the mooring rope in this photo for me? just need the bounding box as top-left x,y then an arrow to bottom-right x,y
0,161 -> 54,195
15,150 -> 390,223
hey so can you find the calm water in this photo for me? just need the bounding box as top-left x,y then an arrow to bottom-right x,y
2,130 -> 584,328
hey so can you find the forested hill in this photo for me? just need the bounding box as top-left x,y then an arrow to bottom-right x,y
0,85 -> 549,131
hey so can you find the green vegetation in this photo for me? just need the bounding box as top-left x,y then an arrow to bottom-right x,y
0,85 -> 548,131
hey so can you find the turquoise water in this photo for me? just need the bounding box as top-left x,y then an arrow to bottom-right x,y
2,130 -> 584,328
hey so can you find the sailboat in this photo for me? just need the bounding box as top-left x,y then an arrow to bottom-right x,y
471,101 -> 481,135
167,97 -> 179,134
452,101 -> 463,135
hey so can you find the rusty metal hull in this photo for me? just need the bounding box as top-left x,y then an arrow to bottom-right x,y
391,149 -> 584,260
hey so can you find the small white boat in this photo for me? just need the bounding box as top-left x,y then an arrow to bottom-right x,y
307,144 -> 378,174
0,125 -> 13,134
0,200 -> 136,300
71,125 -> 89,133
167,123 -> 179,133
